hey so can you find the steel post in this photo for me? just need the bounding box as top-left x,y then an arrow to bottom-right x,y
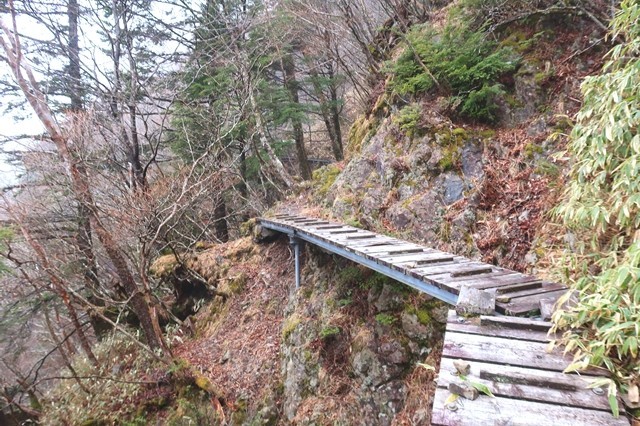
289,235 -> 303,288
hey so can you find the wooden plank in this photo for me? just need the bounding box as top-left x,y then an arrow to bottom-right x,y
438,358 -> 612,411
442,331 -> 602,373
374,250 -> 444,263
495,281 -> 544,294
432,270 -> 542,290
445,315 -> 552,343
496,290 -> 567,316
358,243 -> 425,254
342,237 -> 399,248
496,283 -> 567,303
450,266 -> 494,278
400,256 -> 456,268
327,229 -> 360,234
479,314 -> 551,332
412,262 -> 487,277
435,271 -> 533,286
384,247 -> 426,255
313,225 -> 345,230
431,387 -> 628,426
345,234 -> 378,240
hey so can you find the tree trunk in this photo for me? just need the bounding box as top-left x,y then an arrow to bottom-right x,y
306,56 -> 343,161
328,64 -> 344,158
282,54 -> 311,180
214,198 -> 229,242
247,86 -> 294,189
67,0 -> 110,337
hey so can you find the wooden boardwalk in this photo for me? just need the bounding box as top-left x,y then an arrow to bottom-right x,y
258,214 -> 566,315
258,214 -> 630,426
432,311 -> 629,425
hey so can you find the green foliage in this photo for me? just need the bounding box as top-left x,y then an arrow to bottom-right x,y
552,0 -> 640,399
375,313 -> 397,326
393,104 -> 423,138
166,388 -> 219,425
41,334 -> 159,424
388,22 -> 518,122
282,315 -> 301,340
459,83 -> 505,122
405,304 -> 431,325
344,217 -> 363,228
360,272 -> 387,291
319,325 -> 341,340
337,266 -> 362,287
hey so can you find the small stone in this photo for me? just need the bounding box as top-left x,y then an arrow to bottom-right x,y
456,285 -> 496,315
524,251 -> 538,265
518,210 -> 530,223
220,350 -> 231,364
453,359 -> 470,376
628,384 -> 639,404
448,382 -> 479,401
539,298 -> 555,321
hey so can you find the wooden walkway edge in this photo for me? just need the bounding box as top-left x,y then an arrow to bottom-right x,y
432,311 -> 629,426
258,214 -> 566,315
257,213 -> 630,426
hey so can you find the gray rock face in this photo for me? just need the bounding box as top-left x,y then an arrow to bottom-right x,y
352,347 -> 389,387
440,173 -> 466,205
461,141 -> 484,179
401,312 -> 432,340
373,284 -> 403,312
278,254 -> 446,424
280,320 -> 320,421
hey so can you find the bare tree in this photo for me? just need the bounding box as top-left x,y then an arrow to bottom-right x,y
0,3 -> 168,354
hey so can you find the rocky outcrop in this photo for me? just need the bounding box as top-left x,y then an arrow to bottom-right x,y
279,249 -> 446,424
327,116 -> 485,258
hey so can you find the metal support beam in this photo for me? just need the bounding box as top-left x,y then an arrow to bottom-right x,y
261,220 -> 458,305
289,235 -> 303,288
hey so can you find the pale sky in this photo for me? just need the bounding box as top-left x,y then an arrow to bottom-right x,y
0,1 -> 193,188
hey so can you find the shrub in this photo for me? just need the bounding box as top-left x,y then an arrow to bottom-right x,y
388,23 -> 518,122
375,313 -> 397,326
319,325 -> 341,340
552,0 -> 640,413
393,104 -> 423,137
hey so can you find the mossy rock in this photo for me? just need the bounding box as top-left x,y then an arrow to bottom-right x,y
404,305 -> 431,325
312,164 -> 341,199
524,142 -> 544,159
239,218 -> 257,237
282,315 -> 302,340
149,254 -> 179,278
346,115 -> 377,158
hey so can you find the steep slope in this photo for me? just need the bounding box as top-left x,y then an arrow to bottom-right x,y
315,7 -> 607,274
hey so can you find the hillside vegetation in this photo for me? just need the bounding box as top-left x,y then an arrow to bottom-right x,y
0,0 -> 638,424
